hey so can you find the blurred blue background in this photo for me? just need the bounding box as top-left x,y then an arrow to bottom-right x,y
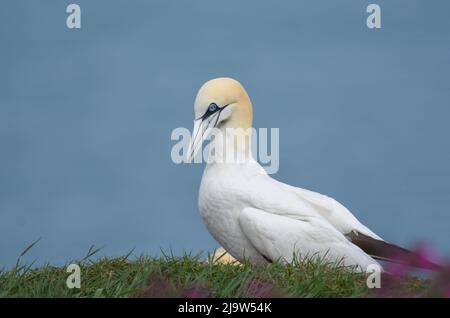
1,1 -> 449,268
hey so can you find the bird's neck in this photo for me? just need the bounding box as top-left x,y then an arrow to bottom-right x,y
207,97 -> 254,164
207,126 -> 254,164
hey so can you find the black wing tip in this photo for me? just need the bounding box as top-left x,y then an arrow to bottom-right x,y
346,230 -> 442,271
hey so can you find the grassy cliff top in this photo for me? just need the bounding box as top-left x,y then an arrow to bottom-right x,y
1,251 -> 436,298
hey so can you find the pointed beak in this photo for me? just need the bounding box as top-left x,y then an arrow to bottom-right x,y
186,110 -> 223,163
186,119 -> 203,163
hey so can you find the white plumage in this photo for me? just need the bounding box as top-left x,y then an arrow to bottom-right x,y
199,159 -> 379,270
187,77 -> 396,272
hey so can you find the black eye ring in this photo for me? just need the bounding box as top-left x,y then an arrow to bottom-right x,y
197,103 -> 229,121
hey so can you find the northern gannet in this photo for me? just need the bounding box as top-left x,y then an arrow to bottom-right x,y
186,77 -> 418,272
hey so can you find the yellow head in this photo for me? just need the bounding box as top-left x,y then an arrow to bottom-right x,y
194,77 -> 253,129
187,78 -> 254,162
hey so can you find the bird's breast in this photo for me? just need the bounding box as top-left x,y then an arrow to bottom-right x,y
197,165 -> 265,262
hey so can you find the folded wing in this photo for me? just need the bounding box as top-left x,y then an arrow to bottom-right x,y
238,207 -> 380,271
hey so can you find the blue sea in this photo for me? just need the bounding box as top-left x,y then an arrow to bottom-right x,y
0,1 -> 449,267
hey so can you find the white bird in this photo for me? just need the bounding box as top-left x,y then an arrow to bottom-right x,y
187,77 -> 417,272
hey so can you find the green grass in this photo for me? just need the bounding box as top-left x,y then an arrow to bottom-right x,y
0,248 -> 433,298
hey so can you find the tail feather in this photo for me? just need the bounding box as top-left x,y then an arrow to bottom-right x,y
345,230 -> 441,271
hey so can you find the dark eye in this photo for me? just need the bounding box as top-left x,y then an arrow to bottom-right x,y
208,103 -> 218,113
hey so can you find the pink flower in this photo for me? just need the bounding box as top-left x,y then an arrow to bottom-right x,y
246,279 -> 276,298
184,287 -> 210,298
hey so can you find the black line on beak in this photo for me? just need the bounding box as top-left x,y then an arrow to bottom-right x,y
188,111 -> 221,161
213,108 -> 223,128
